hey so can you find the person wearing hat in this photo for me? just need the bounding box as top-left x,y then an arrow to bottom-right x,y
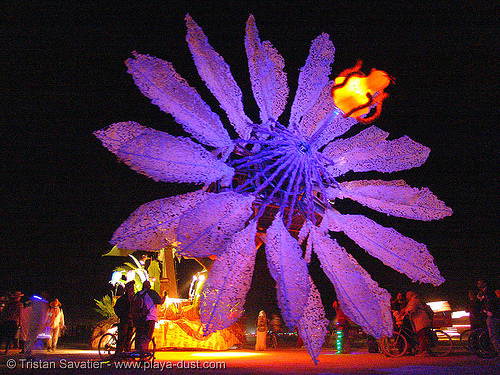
47,299 -> 65,352
1,291 -> 23,354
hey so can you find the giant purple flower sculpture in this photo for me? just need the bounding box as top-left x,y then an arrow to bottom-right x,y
94,15 -> 452,363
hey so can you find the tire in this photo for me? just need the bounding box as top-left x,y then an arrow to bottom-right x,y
468,328 -> 483,356
476,329 -> 496,358
460,329 -> 472,351
380,331 -> 408,357
98,333 -> 117,360
429,329 -> 453,357
467,328 -> 495,358
145,337 -> 156,361
132,337 -> 156,361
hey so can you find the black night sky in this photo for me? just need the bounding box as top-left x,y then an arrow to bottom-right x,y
2,1 -> 499,325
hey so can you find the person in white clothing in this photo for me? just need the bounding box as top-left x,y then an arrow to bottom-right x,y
255,310 -> 267,351
47,299 -> 65,352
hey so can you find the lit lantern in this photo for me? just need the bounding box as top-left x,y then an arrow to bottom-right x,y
331,60 -> 393,124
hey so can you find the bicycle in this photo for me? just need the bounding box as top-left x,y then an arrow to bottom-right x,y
460,328 -> 472,351
466,328 -> 497,358
381,322 -> 452,357
98,327 -> 156,361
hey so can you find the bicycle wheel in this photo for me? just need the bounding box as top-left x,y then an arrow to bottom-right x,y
468,328 -> 482,356
429,329 -> 452,357
476,329 -> 496,358
460,329 -> 472,351
132,336 -> 156,361
380,331 -> 408,357
144,337 -> 156,361
98,333 -> 117,360
468,328 -> 494,358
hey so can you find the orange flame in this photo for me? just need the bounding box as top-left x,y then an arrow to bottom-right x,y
331,60 -> 393,124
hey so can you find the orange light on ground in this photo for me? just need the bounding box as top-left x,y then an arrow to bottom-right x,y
331,60 -> 393,124
153,350 -> 266,364
190,352 -> 264,358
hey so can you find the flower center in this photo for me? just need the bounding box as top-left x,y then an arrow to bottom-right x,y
228,124 -> 334,227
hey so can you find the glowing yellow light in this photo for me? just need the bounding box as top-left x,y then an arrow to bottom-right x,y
331,60 -> 393,124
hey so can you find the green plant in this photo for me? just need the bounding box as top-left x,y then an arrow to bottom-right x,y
94,294 -> 117,318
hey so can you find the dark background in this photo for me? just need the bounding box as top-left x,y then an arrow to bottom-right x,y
2,1 -> 498,327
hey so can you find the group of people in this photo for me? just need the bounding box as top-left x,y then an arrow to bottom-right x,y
469,278 -> 500,355
0,291 -> 65,356
391,278 -> 500,357
391,290 -> 433,356
113,280 -> 166,357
